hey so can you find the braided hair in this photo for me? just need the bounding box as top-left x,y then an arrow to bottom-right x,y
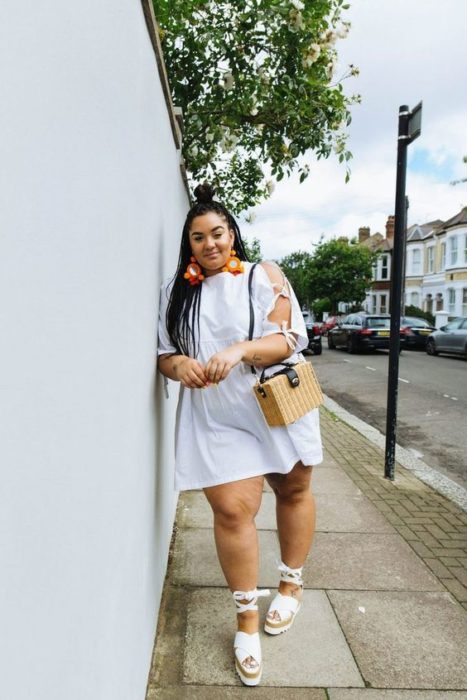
166,184 -> 250,357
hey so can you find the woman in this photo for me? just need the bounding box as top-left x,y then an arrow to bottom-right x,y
157,184 -> 323,686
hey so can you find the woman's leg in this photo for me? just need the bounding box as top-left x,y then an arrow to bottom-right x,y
203,475 -> 264,634
266,462 -> 315,597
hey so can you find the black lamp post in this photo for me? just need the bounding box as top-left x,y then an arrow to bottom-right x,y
385,102 -> 422,480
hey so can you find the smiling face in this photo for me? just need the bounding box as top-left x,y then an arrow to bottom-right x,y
189,211 -> 235,276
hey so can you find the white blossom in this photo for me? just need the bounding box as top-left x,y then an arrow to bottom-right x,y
349,64 -> 360,77
289,9 -> 304,30
266,180 -> 275,195
290,0 -> 304,10
337,23 -> 350,39
302,43 -> 321,68
320,29 -> 337,47
326,58 -> 337,80
245,211 -> 257,223
223,71 -> 234,91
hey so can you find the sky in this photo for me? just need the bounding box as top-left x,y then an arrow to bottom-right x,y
241,0 -> 467,260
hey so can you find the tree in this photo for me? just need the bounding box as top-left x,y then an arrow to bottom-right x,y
306,238 -> 376,314
278,250 -> 313,308
153,0 -> 359,213
243,236 -> 263,262
450,155 -> 467,186
403,304 -> 435,327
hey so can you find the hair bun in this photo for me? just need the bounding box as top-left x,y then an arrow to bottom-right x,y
194,183 -> 215,204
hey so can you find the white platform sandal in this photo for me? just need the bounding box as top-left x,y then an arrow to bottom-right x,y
264,562 -> 303,635
232,588 -> 270,686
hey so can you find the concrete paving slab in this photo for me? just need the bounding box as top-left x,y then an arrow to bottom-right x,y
307,533 -> 444,591
178,490 -> 394,533
172,530 -> 444,590
329,691 -> 467,700
312,467 -> 363,495
327,591 -> 467,689
149,688 -> 326,699
183,588 -> 364,687
314,493 -> 394,533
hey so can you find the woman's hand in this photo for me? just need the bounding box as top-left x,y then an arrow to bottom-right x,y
205,344 -> 245,384
175,357 -> 209,389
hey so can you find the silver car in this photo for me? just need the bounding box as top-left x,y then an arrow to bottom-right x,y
426,317 -> 467,358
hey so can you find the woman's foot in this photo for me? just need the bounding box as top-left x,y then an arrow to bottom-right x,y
232,589 -> 270,686
264,563 -> 304,635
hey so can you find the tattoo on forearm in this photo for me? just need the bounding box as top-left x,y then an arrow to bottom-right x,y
252,354 -> 262,363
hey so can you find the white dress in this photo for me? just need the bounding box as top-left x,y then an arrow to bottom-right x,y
157,261 -> 323,491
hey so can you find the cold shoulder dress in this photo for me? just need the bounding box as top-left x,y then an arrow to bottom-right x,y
157,261 -> 323,491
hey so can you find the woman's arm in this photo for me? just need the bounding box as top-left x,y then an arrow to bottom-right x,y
158,353 -> 208,388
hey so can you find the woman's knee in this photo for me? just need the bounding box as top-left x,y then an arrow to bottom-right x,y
267,463 -> 313,502
209,496 -> 258,528
204,479 -> 263,528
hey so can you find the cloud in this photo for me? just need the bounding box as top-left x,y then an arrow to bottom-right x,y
241,0 -> 467,260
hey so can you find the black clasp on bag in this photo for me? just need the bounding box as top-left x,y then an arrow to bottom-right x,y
259,363 -> 300,388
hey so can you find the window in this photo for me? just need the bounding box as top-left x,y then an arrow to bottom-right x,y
372,295 -> 377,314
448,288 -> 456,314
427,247 -> 434,273
445,318 -> 463,331
441,242 -> 446,270
410,291 -> 419,307
450,237 -> 458,265
380,294 -> 387,313
381,255 -> 389,280
412,249 -> 421,274
463,288 -> 467,316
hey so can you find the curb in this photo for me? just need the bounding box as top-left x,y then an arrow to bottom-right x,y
323,394 -> 467,513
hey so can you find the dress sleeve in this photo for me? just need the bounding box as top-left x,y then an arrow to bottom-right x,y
253,262 -> 308,354
157,278 -> 177,356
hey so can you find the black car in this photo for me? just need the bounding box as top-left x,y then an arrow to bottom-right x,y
304,320 -> 322,355
328,313 -> 403,353
400,315 -> 436,349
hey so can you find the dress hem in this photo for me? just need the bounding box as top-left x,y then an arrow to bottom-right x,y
174,450 -> 324,492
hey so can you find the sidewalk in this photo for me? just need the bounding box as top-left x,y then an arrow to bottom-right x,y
146,403 -> 467,699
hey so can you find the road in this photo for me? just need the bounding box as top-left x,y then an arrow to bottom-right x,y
310,344 -> 467,490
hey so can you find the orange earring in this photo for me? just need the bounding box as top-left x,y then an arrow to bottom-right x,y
222,249 -> 245,276
184,256 -> 205,286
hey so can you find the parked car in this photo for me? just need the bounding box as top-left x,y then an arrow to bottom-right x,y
321,316 -> 339,335
328,313 -> 404,353
304,320 -> 322,355
400,316 -> 436,349
426,317 -> 467,358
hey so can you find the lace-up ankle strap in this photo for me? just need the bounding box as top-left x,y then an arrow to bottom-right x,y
232,589 -> 271,613
278,562 -> 304,587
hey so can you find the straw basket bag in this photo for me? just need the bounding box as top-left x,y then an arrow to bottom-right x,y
253,362 -> 323,426
247,264 -> 323,427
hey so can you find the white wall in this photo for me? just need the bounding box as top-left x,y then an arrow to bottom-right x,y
0,2 -> 186,699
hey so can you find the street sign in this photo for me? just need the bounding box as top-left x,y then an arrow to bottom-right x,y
408,101 -> 422,143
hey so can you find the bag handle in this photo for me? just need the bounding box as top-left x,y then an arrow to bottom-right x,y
258,363 -> 299,386
248,263 -> 258,375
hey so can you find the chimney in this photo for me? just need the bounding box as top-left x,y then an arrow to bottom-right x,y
386,215 -> 395,240
358,226 -> 370,243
